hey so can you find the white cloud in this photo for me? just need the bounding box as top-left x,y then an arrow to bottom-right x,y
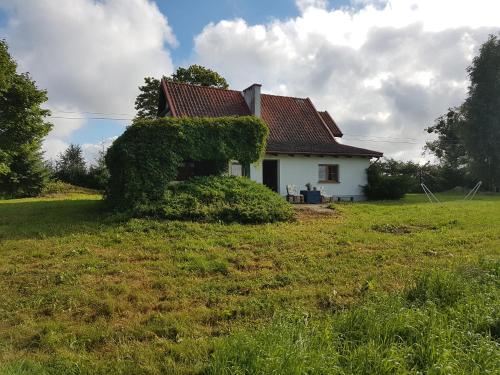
82,137 -> 117,165
296,0 -> 329,12
42,136 -> 116,166
42,138 -> 68,161
193,0 -> 500,160
0,0 -> 176,158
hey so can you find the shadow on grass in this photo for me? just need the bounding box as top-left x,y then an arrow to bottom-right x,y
0,197 -> 115,241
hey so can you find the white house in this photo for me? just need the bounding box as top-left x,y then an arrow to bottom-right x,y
159,81 -> 382,200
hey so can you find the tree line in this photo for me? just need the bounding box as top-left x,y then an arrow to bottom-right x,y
45,144 -> 109,190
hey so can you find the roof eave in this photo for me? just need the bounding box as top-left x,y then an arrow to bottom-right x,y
266,150 -> 383,158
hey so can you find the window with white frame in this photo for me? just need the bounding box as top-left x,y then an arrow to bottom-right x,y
318,164 -> 339,182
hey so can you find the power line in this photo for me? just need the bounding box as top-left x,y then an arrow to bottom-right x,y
44,110 -> 442,140
342,137 -> 419,144
49,108 -> 136,117
48,113 -> 424,141
45,114 -> 466,146
342,133 -> 420,141
51,116 -> 133,121
47,117 -> 426,144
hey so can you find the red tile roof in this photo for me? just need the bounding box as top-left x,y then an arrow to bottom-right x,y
318,110 -> 343,137
162,80 -> 250,117
161,80 -> 382,157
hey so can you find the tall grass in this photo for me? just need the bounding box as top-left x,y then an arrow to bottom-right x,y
0,194 -> 499,373
208,261 -> 500,374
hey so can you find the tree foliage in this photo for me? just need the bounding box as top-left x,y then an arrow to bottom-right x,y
462,35 -> 500,190
0,40 -> 52,198
425,34 -> 500,191
135,65 -> 229,119
370,158 -> 472,194
0,39 -> 16,93
425,107 -> 467,169
53,144 -> 87,187
105,116 -> 268,210
86,148 -> 110,190
134,77 -> 160,119
166,64 -> 228,89
363,161 -> 412,200
48,144 -> 109,190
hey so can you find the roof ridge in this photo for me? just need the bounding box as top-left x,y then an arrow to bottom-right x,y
261,92 -> 308,100
164,81 -> 314,100
162,79 -> 243,93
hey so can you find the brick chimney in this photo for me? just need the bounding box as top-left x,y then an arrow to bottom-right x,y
243,83 -> 262,117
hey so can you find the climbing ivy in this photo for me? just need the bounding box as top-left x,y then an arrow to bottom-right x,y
105,116 -> 268,209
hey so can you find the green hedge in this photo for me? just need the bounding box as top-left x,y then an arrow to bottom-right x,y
363,162 -> 412,200
105,116 -> 268,209
133,176 -> 294,223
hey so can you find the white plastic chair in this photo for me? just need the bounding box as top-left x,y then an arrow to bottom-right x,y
286,184 -> 298,196
319,186 -> 331,203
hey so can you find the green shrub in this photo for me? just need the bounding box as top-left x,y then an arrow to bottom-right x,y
363,162 -> 412,200
133,176 -> 294,224
105,116 -> 268,210
371,158 -> 474,193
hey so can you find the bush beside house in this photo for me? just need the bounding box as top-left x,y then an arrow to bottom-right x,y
363,162 -> 412,200
135,176 -> 294,223
104,116 -> 294,223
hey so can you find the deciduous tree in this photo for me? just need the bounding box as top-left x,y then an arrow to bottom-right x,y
134,77 -> 160,119
167,64 -> 228,89
425,107 -> 467,170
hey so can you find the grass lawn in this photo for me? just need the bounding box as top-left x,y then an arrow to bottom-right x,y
0,192 -> 499,374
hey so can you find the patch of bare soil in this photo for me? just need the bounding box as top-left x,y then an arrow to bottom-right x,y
294,204 -> 336,220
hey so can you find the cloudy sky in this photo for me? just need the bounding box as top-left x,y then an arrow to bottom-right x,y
1,0 -> 499,163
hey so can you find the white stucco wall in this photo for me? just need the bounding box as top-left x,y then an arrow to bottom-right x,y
249,155 -> 371,199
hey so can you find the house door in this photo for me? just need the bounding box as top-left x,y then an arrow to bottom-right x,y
262,160 -> 279,192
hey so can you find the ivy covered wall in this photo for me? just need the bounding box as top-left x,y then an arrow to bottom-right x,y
105,116 -> 268,209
